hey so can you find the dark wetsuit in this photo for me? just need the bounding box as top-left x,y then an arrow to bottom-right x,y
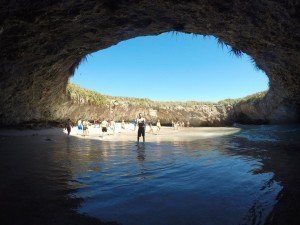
137,119 -> 145,137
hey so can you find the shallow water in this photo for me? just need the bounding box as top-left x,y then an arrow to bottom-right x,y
0,125 -> 300,225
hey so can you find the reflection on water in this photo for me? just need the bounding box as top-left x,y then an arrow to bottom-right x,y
0,125 -> 299,225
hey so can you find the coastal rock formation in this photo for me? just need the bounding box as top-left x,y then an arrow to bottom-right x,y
0,0 -> 299,125
45,84 -> 282,127
233,93 -> 300,124
57,97 -> 236,127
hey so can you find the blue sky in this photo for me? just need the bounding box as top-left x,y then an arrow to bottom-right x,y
71,32 -> 268,102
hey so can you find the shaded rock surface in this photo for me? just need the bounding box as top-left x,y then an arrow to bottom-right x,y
0,0 -> 299,125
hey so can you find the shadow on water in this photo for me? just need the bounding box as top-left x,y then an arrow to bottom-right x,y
209,125 -> 300,225
227,135 -> 300,225
0,130 -> 120,225
0,125 -> 299,225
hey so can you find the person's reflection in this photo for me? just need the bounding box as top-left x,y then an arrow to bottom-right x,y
136,147 -> 146,180
137,147 -> 146,161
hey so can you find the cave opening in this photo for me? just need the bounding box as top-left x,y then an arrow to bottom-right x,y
70,32 -> 269,103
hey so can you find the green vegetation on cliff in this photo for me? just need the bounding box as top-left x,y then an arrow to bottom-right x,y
66,83 -> 267,107
218,91 -> 267,105
66,83 -> 216,107
67,83 -> 155,107
66,83 -> 108,106
237,91 -> 267,104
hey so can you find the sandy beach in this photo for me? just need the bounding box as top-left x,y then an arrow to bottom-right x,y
0,124 -> 241,142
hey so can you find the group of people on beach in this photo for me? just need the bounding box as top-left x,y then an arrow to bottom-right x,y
65,114 -> 190,145
76,119 -> 90,136
171,120 -> 190,130
65,115 -> 150,138
99,119 -> 116,134
75,118 -> 116,136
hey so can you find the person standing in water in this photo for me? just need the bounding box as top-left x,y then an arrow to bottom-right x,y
136,113 -> 146,145
65,119 -> 72,135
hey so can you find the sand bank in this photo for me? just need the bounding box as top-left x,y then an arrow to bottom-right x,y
0,124 -> 241,142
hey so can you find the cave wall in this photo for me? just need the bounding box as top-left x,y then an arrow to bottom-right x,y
0,0 -> 299,125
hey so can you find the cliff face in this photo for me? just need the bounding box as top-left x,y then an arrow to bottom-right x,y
56,97 -> 235,127
45,84 -> 234,126
233,93 -> 300,124
0,0 -> 299,125
44,84 -> 286,127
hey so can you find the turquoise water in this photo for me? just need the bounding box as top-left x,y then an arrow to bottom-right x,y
0,125 -> 299,225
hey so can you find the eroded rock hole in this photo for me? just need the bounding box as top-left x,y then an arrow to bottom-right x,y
67,32 -> 271,126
